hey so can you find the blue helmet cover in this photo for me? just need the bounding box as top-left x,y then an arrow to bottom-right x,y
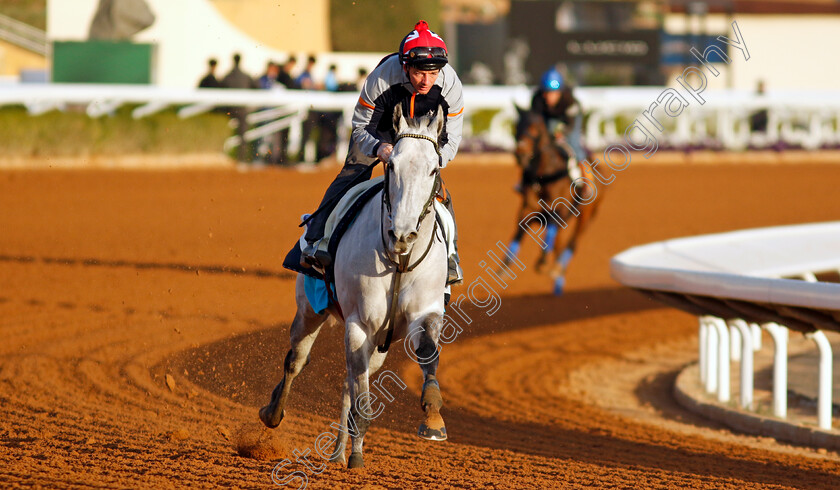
541,68 -> 564,91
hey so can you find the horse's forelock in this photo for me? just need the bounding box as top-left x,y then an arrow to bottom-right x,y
516,111 -> 546,140
398,113 -> 439,140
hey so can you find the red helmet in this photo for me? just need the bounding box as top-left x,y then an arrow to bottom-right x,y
399,20 -> 448,71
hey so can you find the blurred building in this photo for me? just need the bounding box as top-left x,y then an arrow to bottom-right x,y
449,0 -> 840,90
664,0 -> 840,91
0,13 -> 48,82
1,0 -> 834,90
46,0 -> 383,87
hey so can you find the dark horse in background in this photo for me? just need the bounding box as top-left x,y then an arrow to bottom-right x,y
502,107 -> 604,295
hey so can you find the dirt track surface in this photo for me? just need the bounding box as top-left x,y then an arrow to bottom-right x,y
1,159 -> 840,488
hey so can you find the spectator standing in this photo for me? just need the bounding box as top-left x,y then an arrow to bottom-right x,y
323,64 -> 339,92
296,55 -> 320,162
355,67 -> 368,91
258,61 -> 279,89
221,53 -> 258,89
318,64 -> 341,161
276,56 -> 297,89
255,61 -> 282,164
273,56 -> 298,165
221,53 -> 259,162
295,55 -> 318,90
198,58 -> 221,88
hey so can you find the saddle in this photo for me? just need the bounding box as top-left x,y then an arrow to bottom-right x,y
282,176 -> 386,282
282,176 -> 457,314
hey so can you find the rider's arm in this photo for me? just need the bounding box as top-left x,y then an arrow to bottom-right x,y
438,65 -> 464,168
349,56 -> 400,159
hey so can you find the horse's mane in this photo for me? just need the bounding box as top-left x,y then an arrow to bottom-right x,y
398,110 -> 439,136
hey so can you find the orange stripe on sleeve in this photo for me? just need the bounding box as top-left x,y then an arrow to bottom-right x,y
447,107 -> 464,117
410,93 -> 416,118
358,97 -> 375,110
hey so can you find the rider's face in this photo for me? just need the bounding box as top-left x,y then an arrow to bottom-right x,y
543,89 -> 561,107
407,67 -> 440,94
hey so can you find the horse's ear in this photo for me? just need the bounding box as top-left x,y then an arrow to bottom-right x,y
431,105 -> 445,139
514,104 -> 527,118
393,103 -> 407,132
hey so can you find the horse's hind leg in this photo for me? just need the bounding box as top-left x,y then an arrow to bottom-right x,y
535,222 -> 559,272
259,276 -> 329,428
411,314 -> 447,441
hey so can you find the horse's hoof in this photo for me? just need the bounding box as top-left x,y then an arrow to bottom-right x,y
347,452 -> 364,469
329,453 -> 346,466
258,405 -> 284,428
553,277 -> 565,296
418,410 -> 447,441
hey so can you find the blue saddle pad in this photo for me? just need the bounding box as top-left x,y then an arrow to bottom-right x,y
303,275 -> 336,315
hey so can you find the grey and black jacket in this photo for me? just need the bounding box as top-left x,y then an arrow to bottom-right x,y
346,53 -> 464,168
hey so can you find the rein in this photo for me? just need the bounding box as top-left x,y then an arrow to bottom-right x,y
376,132 -> 442,353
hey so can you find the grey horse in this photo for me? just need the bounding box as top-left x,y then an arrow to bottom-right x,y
260,104 -> 449,469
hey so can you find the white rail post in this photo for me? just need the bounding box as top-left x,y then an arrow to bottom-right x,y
711,317 -> 730,402
806,330 -> 833,430
730,322 -> 741,361
178,103 -> 214,119
699,317 -> 708,385
706,319 -> 719,394
132,101 -> 170,119
751,322 -> 762,351
762,322 -> 789,419
730,319 -> 754,410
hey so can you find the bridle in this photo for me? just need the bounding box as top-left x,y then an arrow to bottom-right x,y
380,132 -> 441,270
377,131 -> 442,353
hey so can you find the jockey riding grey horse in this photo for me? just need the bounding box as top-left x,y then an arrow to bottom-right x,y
261,104 -> 450,468
300,20 -> 464,286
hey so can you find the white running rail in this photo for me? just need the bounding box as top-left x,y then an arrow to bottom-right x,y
3,84 -> 840,154
611,222 -> 840,431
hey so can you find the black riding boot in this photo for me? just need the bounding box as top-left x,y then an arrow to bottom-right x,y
443,189 -> 463,286
301,160 -> 375,268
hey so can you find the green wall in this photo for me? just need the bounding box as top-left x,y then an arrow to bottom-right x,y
52,41 -> 154,84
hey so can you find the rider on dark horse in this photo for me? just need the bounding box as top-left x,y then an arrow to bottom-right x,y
300,20 -> 464,286
525,66 -> 587,187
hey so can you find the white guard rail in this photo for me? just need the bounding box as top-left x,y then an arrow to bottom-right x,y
611,222 -> 840,431
3,84 -> 840,154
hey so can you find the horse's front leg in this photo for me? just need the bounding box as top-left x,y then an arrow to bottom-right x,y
329,375 -> 350,465
411,313 -> 447,441
329,341 -> 387,465
499,191 -> 534,278
344,318 -> 374,469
